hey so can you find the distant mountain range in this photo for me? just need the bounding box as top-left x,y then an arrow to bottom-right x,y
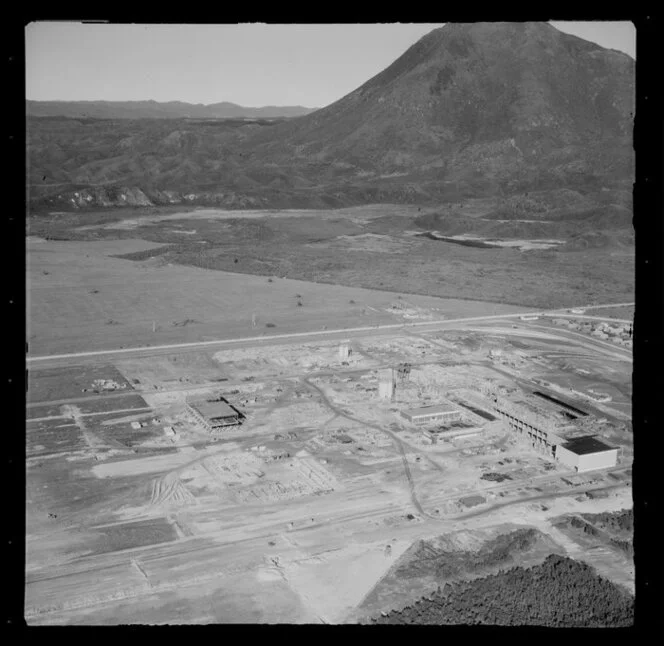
28,22 -> 634,222
26,100 -> 318,120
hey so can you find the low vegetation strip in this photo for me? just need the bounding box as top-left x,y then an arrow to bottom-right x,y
27,203 -> 633,311
581,508 -> 633,534
370,554 -> 634,626
556,508 -> 634,558
394,528 -> 540,580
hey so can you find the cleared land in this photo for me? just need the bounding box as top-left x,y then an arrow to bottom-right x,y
25,203 -> 634,624
26,315 -> 633,624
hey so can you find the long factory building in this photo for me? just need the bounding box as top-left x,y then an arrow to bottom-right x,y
482,391 -> 617,472
400,403 -> 462,425
462,390 -> 618,472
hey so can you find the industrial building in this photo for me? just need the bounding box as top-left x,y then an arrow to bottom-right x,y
555,436 -> 618,472
482,390 -> 618,471
187,398 -> 242,432
400,403 -> 462,425
339,340 -> 352,362
377,364 -> 411,401
484,393 -> 561,455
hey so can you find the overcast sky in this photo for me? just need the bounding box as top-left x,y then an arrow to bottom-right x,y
25,22 -> 636,108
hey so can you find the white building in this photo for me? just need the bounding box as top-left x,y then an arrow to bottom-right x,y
401,403 -> 461,425
555,436 -> 618,472
378,380 -> 395,400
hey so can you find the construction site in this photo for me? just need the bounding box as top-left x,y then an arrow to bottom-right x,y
25,312 -> 633,624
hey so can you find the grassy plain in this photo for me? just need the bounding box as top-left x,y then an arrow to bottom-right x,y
27,205 -> 634,324
26,234 -> 531,356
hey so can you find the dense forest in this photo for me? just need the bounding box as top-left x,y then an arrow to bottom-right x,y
370,554 -> 634,626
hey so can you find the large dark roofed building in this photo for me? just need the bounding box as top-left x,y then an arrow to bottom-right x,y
556,435 -> 618,472
188,399 -> 241,431
562,436 -> 615,455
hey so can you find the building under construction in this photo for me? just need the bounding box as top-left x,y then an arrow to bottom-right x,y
187,398 -> 242,432
482,390 -> 617,471
378,363 -> 411,401
487,394 -> 561,455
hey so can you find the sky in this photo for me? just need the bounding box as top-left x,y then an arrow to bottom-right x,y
25,22 -> 636,108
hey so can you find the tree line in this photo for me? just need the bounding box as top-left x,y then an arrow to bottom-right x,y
371,554 -> 634,626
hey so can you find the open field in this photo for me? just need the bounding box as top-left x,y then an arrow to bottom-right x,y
27,204 -> 634,315
26,364 -> 134,403
26,235 -> 534,356
25,312 -> 633,624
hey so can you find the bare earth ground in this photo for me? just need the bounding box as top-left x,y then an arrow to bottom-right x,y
26,325 -> 633,624
25,209 -> 633,624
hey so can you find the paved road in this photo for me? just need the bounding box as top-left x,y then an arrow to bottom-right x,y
557,314 -> 632,323
453,480 -> 627,520
461,319 -> 632,361
527,322 -> 632,360
567,303 -> 634,311
26,301 -> 634,368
